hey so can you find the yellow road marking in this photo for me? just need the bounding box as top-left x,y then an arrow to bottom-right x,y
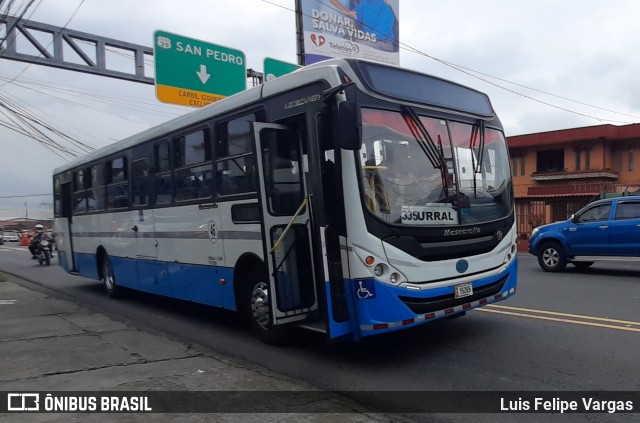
487,304 -> 640,327
478,306 -> 640,333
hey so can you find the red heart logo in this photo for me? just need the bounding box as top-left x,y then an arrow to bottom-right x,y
310,34 -> 326,47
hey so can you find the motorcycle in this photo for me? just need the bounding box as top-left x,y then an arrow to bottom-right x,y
31,235 -> 53,266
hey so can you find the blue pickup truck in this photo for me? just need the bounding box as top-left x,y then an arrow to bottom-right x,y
528,196 -> 640,272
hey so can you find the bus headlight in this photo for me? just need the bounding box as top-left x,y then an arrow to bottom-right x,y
503,242 -> 517,265
352,245 -> 406,285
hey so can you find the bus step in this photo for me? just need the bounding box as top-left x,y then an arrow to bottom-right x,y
298,321 -> 327,334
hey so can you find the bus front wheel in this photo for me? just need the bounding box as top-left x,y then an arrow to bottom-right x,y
246,275 -> 288,345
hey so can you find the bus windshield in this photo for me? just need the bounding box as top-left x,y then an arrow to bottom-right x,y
359,108 -> 512,226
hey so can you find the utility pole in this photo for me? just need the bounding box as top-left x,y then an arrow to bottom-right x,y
295,0 -> 305,66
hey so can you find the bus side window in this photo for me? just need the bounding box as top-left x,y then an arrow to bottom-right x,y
174,128 -> 213,202
72,170 -> 86,214
154,141 -> 173,205
155,141 -> 171,172
260,129 -> 304,216
131,159 -> 149,207
86,164 -> 105,212
155,174 -> 173,205
215,114 -> 258,196
72,166 -> 105,213
106,157 -> 129,209
54,178 -> 62,217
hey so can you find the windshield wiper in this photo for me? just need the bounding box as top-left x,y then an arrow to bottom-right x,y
470,120 -> 485,174
468,120 -> 486,198
401,106 -> 444,169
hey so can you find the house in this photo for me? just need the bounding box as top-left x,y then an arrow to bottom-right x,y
507,123 -> 640,243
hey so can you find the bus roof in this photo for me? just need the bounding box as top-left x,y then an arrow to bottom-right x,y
53,59 -> 350,175
53,58 -> 494,175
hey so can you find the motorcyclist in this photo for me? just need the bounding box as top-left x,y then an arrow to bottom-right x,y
29,224 -> 52,259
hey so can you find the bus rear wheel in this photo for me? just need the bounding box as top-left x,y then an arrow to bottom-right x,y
101,255 -> 124,299
246,275 -> 288,345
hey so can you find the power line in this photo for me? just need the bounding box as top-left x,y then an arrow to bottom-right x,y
0,73 -> 186,112
0,90 -> 93,160
0,76 -> 174,126
0,75 -> 184,119
0,83 -> 106,146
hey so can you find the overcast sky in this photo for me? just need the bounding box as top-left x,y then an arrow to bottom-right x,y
1,0 -> 639,210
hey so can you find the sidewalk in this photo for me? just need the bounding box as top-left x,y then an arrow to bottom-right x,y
0,272 -> 406,422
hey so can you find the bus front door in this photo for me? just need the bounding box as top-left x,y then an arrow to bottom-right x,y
60,181 -> 76,272
254,123 -> 318,327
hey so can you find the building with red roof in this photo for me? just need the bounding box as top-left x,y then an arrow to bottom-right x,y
507,123 -> 640,243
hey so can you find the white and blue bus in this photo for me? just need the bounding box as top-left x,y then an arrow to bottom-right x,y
53,59 -> 517,343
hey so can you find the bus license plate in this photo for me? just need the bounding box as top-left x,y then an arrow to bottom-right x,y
454,282 -> 473,299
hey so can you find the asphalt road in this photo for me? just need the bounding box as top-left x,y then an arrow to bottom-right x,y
1,244 -> 638,422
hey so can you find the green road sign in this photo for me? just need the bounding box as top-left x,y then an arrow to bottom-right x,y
263,57 -> 301,82
154,30 -> 246,107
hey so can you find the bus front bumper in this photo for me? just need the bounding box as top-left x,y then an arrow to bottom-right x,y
350,258 -> 518,338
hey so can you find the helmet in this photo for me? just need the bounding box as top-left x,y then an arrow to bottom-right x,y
34,224 -> 44,232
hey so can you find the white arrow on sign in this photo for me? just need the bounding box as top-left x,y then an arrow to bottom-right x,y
196,64 -> 211,84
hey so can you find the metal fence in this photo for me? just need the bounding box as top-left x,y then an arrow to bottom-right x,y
515,197 -> 594,241
515,183 -> 640,241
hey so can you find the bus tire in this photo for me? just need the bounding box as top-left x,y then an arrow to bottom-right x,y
101,255 -> 124,299
537,241 -> 566,272
246,272 -> 288,345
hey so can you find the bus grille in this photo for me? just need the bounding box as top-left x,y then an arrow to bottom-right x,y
398,275 -> 508,315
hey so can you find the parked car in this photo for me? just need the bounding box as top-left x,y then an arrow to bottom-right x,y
528,196 -> 640,272
1,231 -> 20,243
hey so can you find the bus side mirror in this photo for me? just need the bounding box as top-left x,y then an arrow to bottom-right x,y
337,101 -> 361,150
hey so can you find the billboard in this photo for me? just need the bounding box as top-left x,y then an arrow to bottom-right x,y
300,0 -> 399,66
